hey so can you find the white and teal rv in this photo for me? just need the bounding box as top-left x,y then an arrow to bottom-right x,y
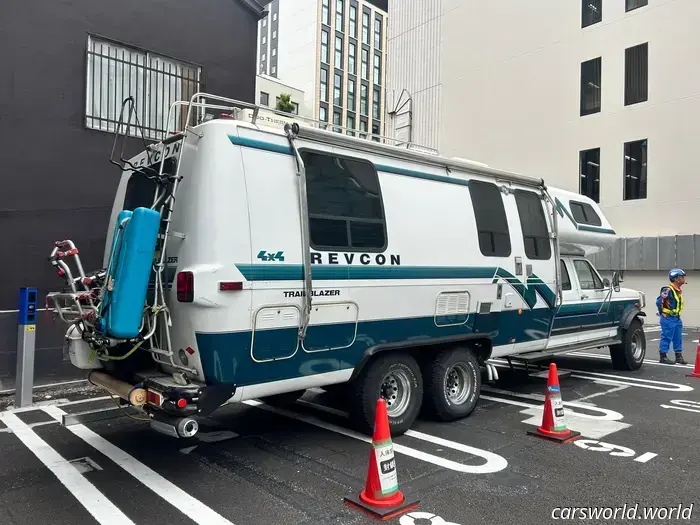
46,93 -> 647,438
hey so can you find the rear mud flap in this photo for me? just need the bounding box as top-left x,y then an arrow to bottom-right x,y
197,383 -> 237,416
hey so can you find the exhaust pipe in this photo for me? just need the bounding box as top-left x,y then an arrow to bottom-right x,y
150,411 -> 199,439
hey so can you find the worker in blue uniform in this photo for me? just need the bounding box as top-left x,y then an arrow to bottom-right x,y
656,268 -> 688,365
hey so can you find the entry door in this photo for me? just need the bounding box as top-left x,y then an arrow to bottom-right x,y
550,258 -> 584,346
570,258 -> 612,342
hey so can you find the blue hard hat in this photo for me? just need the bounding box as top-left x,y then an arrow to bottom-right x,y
669,268 -> 686,281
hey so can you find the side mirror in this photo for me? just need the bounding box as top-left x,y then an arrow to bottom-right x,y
603,278 -> 611,288
612,271 -> 621,293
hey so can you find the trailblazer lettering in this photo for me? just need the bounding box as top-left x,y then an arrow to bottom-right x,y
310,252 -> 401,266
283,289 -> 340,298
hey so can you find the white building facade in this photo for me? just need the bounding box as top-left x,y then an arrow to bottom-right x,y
386,0 -> 700,325
256,0 -> 388,138
255,73 -> 309,117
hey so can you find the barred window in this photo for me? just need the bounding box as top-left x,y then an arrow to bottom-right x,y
85,35 -> 201,141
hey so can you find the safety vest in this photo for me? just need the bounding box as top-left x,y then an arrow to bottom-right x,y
661,284 -> 684,316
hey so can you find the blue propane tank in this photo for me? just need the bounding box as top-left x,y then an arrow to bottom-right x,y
101,207 -> 161,339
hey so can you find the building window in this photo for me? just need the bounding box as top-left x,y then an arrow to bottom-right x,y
371,121 -> 380,142
580,57 -> 601,116
322,0 -> 330,25
347,78 -> 356,110
374,15 -> 382,49
625,42 -> 648,106
361,48 -> 369,80
334,72 -> 343,106
514,190 -> 551,261
360,83 -> 368,115
362,11 -> 370,44
623,139 -> 647,200
336,0 -> 344,31
348,42 -> 356,74
273,12 -> 278,22
302,151 -> 387,251
273,30 -> 277,39
626,0 -> 647,11
321,29 -> 329,63
319,106 -> 328,129
262,35 -> 267,45
262,18 -> 267,27
260,92 -> 269,106
271,65 -> 276,75
373,53 -> 381,85
261,52 -> 266,62
579,148 -> 600,203
582,0 -> 602,28
272,48 -> 276,57
333,110 -> 342,132
350,5 -> 357,37
469,180 -> 511,257
372,87 -> 380,119
320,67 -> 329,102
85,35 -> 201,140
359,118 -> 368,138
347,114 -> 355,135
335,35 -> 344,68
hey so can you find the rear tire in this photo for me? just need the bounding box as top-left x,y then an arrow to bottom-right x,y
610,318 -> 645,371
349,353 -> 422,437
423,348 -> 481,421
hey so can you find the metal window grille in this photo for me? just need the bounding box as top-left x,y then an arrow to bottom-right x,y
85,35 -> 202,141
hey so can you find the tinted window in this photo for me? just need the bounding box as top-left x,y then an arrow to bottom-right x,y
469,180 -> 511,257
302,151 -> 386,251
582,0 -> 601,28
123,158 -> 176,211
580,57 -> 601,116
573,259 -> 604,290
570,200 -> 602,226
560,260 -> 572,291
514,190 -> 551,260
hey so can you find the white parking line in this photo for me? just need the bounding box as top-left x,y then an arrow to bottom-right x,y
41,405 -> 237,525
576,385 -> 629,401
634,452 -> 658,463
0,411 -> 136,525
566,351 -> 695,370
245,399 -> 508,474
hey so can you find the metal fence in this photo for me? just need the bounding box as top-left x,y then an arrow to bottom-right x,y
587,234 -> 700,271
85,35 -> 201,141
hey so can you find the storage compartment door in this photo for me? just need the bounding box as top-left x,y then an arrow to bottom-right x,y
251,306 -> 300,362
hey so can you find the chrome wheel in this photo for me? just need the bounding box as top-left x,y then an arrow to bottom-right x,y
631,330 -> 645,360
380,369 -> 412,418
444,363 -> 473,405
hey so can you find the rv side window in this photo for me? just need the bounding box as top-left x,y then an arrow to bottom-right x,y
573,259 -> 604,290
468,180 -> 511,257
560,259 -> 572,291
301,150 -> 386,251
514,190 -> 552,260
570,200 -> 602,226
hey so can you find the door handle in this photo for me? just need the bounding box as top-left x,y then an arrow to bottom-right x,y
581,294 -> 589,300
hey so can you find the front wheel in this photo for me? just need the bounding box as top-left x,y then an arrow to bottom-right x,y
423,348 -> 481,421
349,353 -> 423,436
610,318 -> 646,371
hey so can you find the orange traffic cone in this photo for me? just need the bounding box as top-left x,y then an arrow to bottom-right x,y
686,344 -> 700,379
344,399 -> 419,520
527,363 -> 581,444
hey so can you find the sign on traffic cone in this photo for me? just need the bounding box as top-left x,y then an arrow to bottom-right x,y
686,343 -> 700,378
344,398 -> 419,520
527,362 -> 581,443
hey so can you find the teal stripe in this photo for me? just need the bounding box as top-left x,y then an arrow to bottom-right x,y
235,264 -> 497,281
228,134 -> 293,155
376,164 -> 470,187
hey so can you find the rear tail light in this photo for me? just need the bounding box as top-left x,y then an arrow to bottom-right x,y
177,271 -> 194,302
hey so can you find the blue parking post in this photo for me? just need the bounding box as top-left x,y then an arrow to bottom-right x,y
15,287 -> 38,408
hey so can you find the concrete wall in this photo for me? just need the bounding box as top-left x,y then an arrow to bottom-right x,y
0,0 -> 262,386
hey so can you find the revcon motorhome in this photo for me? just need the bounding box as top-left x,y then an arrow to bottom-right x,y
46,93 -> 648,438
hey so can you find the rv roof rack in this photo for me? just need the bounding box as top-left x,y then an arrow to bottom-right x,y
161,92 -> 545,189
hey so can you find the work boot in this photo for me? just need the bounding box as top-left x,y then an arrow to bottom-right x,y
659,352 -> 674,365
675,352 -> 688,365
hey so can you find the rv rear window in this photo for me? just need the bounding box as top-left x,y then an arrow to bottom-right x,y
302,150 -> 386,251
569,200 -> 602,226
468,180 -> 511,257
514,190 -> 552,260
123,159 -> 176,211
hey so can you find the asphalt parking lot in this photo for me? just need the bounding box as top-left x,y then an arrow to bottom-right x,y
1,324 -> 700,525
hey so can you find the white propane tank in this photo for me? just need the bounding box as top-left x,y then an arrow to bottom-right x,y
66,325 -> 102,370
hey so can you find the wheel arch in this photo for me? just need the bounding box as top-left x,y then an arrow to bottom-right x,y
349,334 -> 493,382
617,305 -> 646,337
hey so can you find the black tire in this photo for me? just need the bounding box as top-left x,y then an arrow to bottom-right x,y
423,347 -> 481,421
263,389 -> 305,407
610,318 -> 645,371
349,353 -> 423,437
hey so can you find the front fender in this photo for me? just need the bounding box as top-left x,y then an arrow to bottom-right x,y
618,305 -> 646,336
